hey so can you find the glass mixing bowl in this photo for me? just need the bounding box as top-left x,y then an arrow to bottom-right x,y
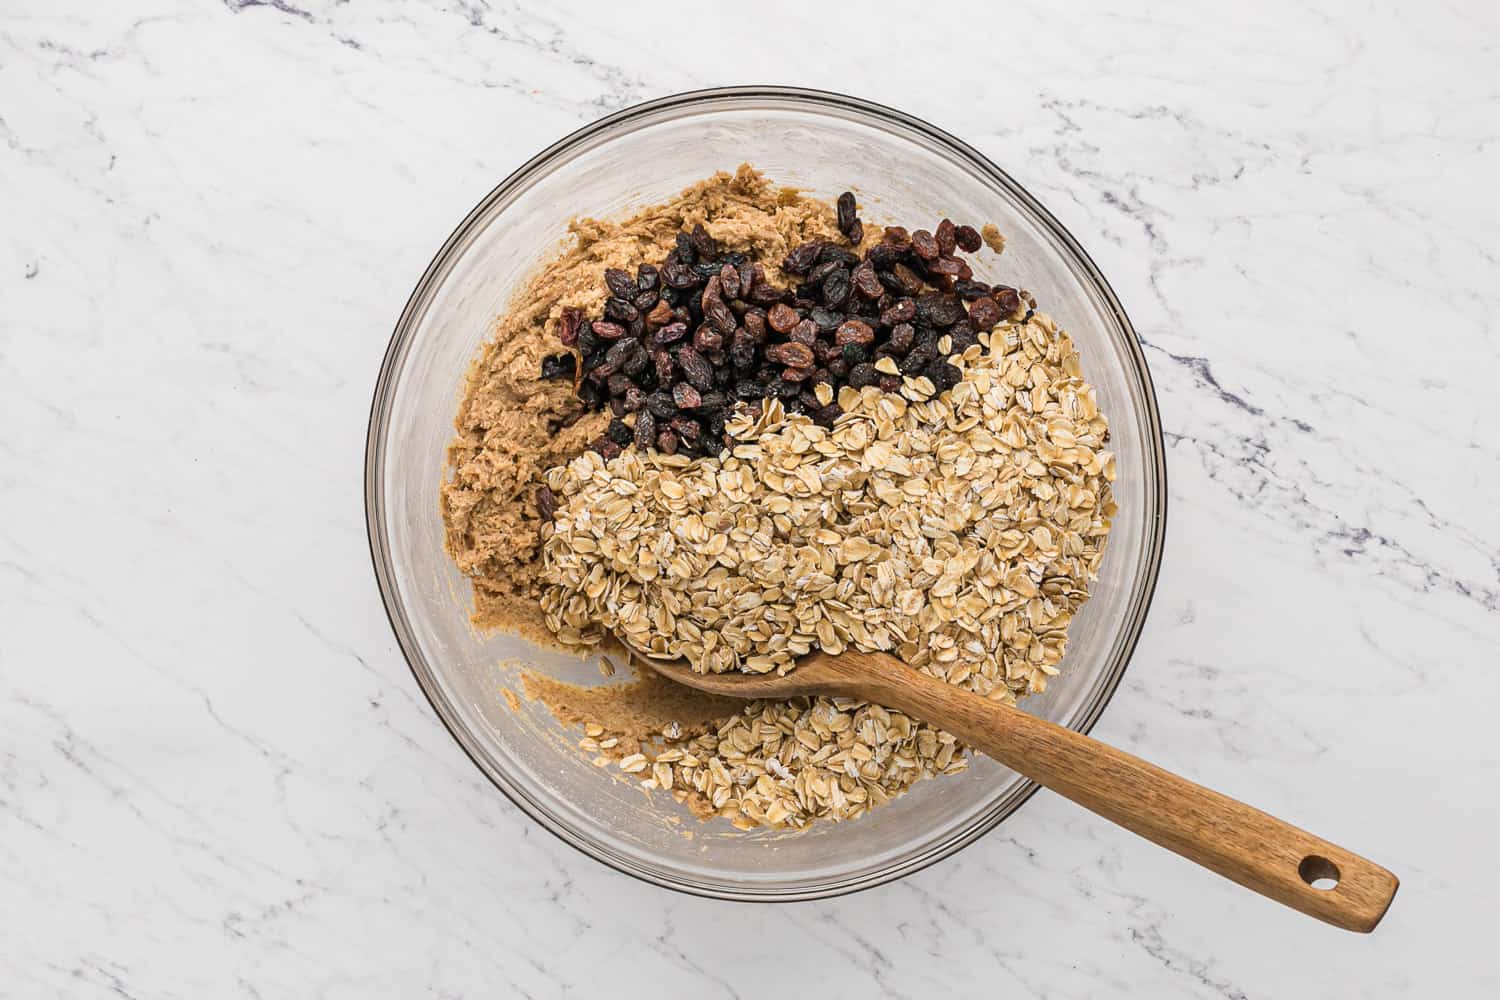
366,87 -> 1166,900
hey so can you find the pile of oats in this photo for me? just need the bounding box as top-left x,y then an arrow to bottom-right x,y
539,310 -> 1115,828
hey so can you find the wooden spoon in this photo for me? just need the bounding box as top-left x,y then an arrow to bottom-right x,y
632,647 -> 1398,932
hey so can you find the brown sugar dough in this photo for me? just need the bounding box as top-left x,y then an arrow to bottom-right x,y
520,668 -> 741,744
441,164 -> 848,636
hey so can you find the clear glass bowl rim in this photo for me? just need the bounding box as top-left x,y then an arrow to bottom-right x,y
365,85 -> 1168,901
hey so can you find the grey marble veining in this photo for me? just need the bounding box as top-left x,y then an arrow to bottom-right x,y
3,0 -> 1497,996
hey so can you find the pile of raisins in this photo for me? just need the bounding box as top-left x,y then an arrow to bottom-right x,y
539,194 -> 1027,460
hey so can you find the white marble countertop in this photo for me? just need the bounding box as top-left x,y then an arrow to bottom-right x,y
5,1 -> 1498,996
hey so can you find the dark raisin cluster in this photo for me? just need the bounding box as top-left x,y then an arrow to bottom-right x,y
538,194 -> 1025,460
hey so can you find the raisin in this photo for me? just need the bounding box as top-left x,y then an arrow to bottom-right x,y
841,343 -> 869,365
809,307 -> 843,332
848,362 -> 880,388
735,381 -> 766,401
647,390 -> 677,418
601,337 -> 638,372
605,267 -> 636,298
694,326 -> 725,352
851,260 -> 882,299
625,343 -> 649,376
719,263 -> 742,299
534,486 -> 557,521
781,365 -> 813,382
644,299 -> 673,328
557,307 -> 583,347
936,218 -> 957,256
587,353 -> 619,380
744,310 -> 768,341
767,302 -> 800,334
688,223 -> 718,260
915,292 -> 965,327
604,297 -> 639,323
878,374 -> 903,393
594,437 -> 623,460
887,322 -> 915,354
993,286 -> 1023,317
968,296 -> 1002,330
812,402 -> 843,426
911,229 -> 939,259
900,343 -> 936,375
662,259 -> 699,289
882,225 -> 910,247
892,263 -> 925,294
676,344 -> 714,390
663,325 -> 696,352
807,258 -> 842,285
772,378 -> 801,399
730,329 -> 757,368
790,319 -> 819,346
623,386 -> 645,411
866,243 -> 902,269
591,320 -> 626,340
702,301 -> 738,335
633,410 -> 656,449
927,360 -> 962,391
576,320 -> 598,353
702,277 -> 736,334
653,350 -> 675,384
834,319 -> 875,346
954,279 -> 991,301
540,352 -> 576,380
655,321 -> 690,347
656,430 -> 679,455
947,324 -> 979,352
927,257 -> 964,277
766,342 -> 815,367
668,416 -> 702,444
954,224 -> 982,253
604,372 -> 632,397
836,191 -> 859,237
880,298 -> 916,325
691,260 -> 723,280
606,417 -> 633,445
821,268 -> 851,308
746,277 -> 783,305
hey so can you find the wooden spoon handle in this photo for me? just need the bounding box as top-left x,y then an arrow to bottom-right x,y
862,663 -> 1399,932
